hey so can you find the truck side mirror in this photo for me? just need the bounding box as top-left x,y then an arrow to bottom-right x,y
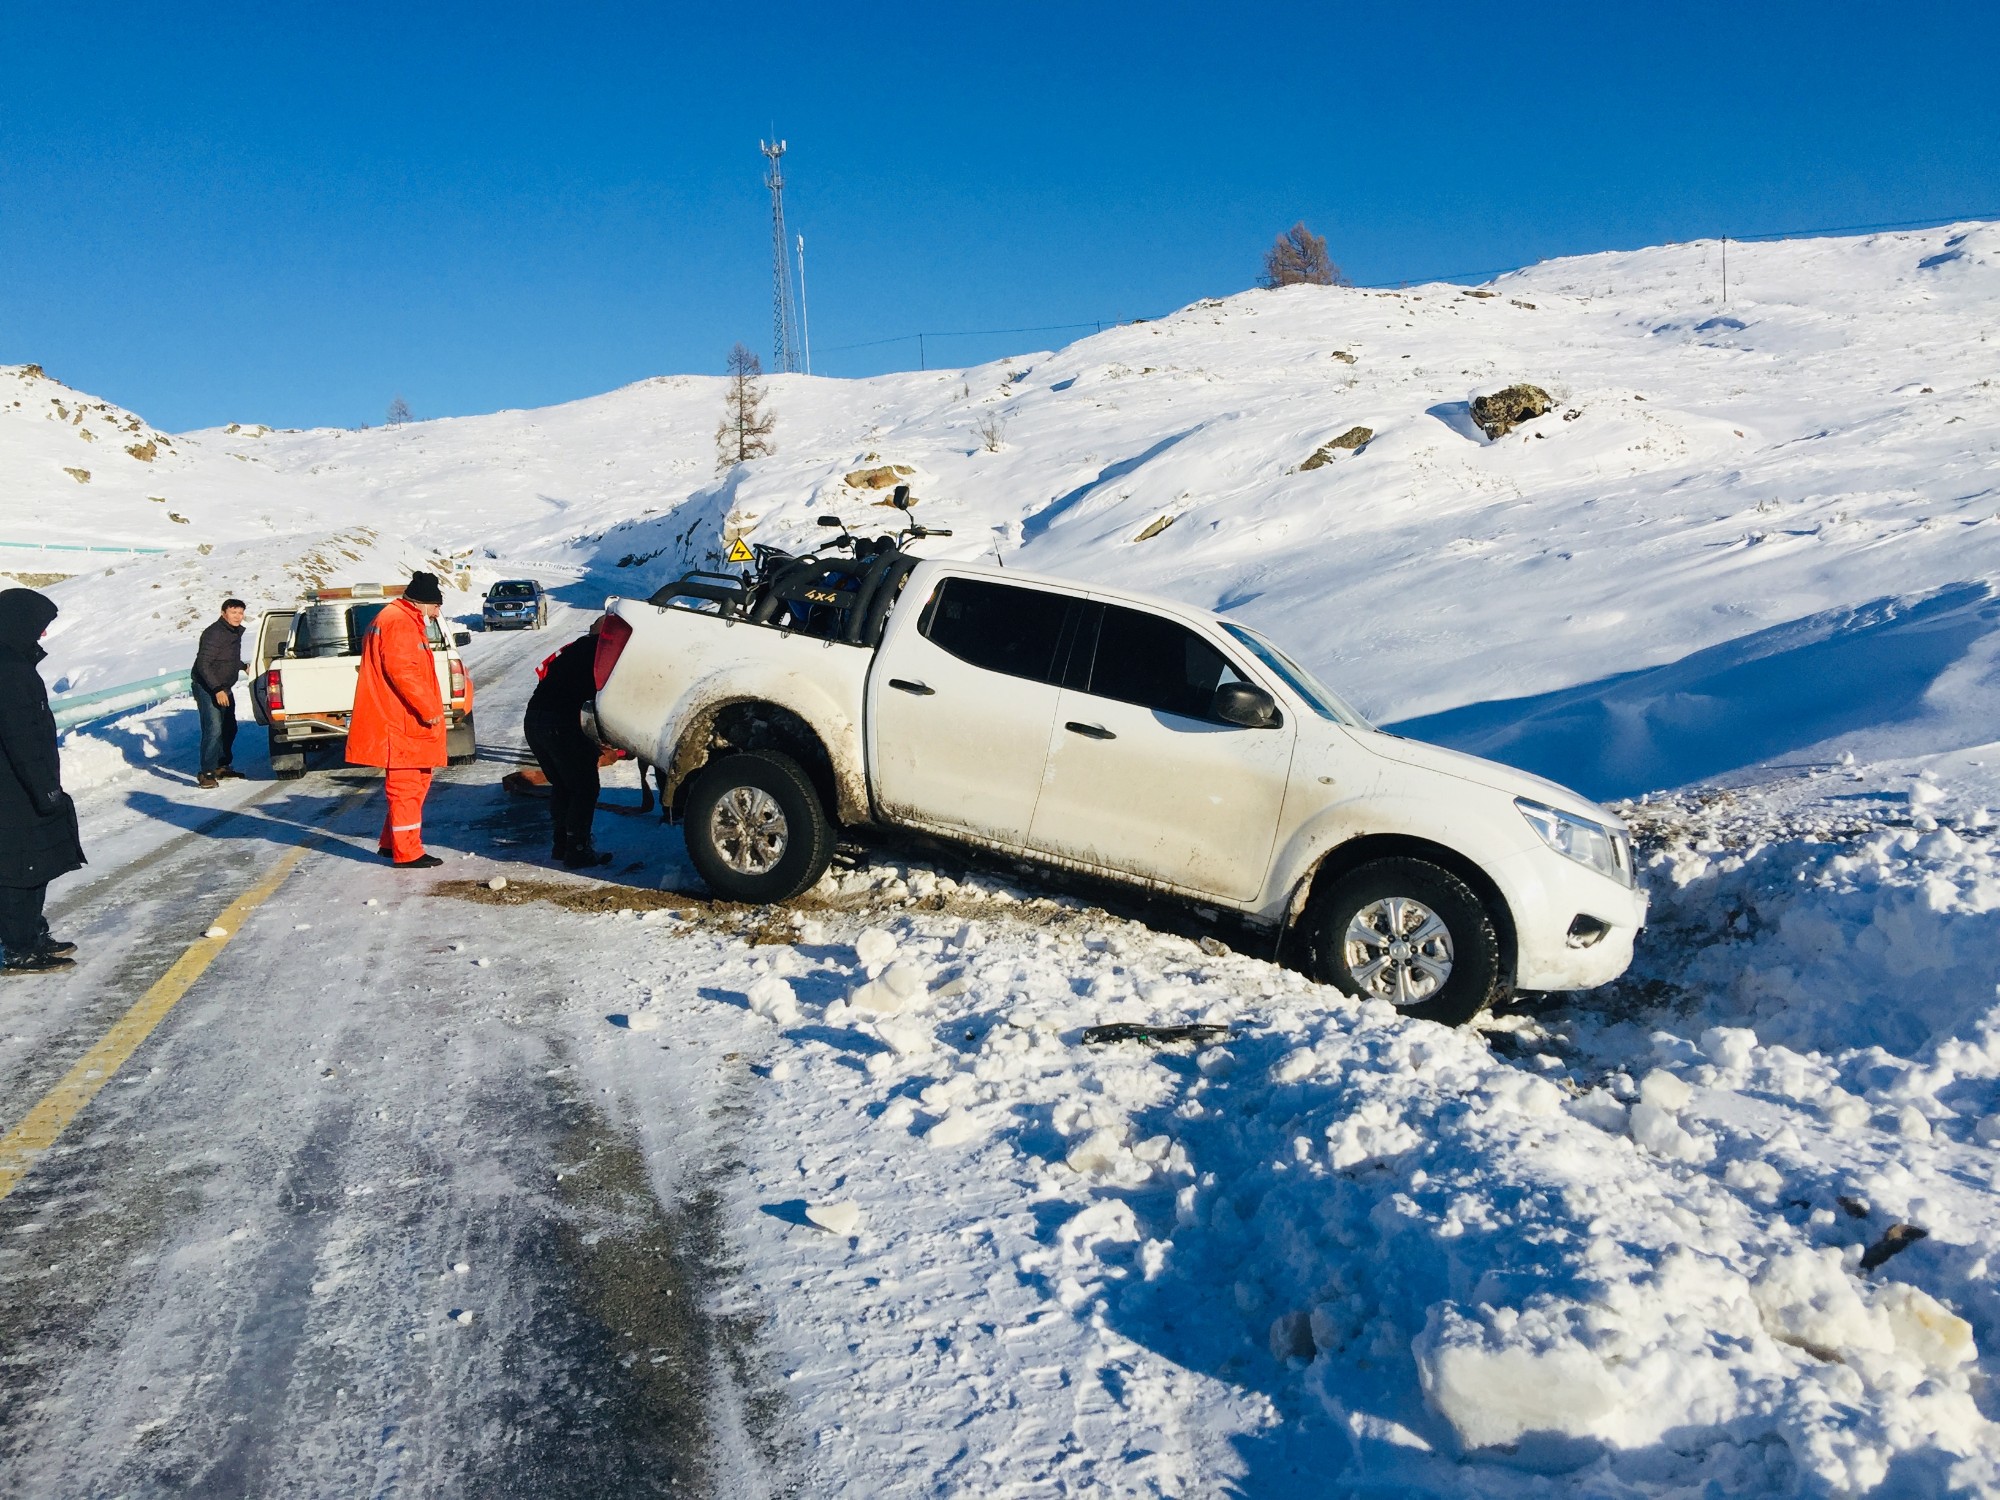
1213,681 -> 1280,728
452,631 -> 471,647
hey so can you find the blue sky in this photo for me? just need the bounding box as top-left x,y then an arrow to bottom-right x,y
3,1 -> 1996,431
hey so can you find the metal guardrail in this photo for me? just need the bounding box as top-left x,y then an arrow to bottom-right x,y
52,671 -> 192,731
0,541 -> 170,556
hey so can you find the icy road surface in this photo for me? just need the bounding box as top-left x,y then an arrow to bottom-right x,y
1,622 -> 792,1497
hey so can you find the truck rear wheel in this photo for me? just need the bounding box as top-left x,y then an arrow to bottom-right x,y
447,714 -> 477,766
683,749 -> 834,904
268,730 -> 306,780
1299,857 -> 1506,1027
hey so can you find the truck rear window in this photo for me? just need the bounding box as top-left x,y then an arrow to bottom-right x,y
919,578 -> 1074,685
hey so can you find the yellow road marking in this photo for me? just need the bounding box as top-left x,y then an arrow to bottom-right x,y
0,841 -> 314,1201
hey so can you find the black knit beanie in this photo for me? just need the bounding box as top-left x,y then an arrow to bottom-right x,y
405,571 -> 444,605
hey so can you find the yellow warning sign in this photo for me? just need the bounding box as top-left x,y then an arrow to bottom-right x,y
725,538 -> 754,564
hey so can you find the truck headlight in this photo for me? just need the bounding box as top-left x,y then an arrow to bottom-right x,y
1516,798 -> 1632,886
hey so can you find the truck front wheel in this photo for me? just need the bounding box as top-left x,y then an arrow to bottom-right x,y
1299,857 -> 1507,1026
683,749 -> 834,904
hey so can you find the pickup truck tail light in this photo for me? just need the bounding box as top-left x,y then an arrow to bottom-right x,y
593,614 -> 633,691
448,658 -> 467,704
265,668 -> 284,713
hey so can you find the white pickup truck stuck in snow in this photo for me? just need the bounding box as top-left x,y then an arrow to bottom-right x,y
248,583 -> 478,778
591,514 -> 1646,1025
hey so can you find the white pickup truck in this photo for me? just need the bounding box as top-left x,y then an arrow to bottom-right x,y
591,518 -> 1646,1025
248,584 -> 477,778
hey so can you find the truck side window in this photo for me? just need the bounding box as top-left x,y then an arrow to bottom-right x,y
919,578 -> 1074,685
1084,604 -> 1245,721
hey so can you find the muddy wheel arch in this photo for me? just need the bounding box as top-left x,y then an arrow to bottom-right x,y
662,698 -> 863,827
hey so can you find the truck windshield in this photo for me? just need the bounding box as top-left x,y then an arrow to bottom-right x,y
1220,623 -> 1370,726
489,582 -> 535,600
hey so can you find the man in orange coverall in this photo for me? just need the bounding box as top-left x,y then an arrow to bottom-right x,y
347,571 -> 449,869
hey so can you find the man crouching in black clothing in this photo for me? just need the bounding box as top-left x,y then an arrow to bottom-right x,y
523,619 -> 613,868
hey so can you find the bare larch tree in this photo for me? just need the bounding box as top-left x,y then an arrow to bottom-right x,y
386,394 -> 412,426
1261,223 -> 1349,288
715,343 -> 776,471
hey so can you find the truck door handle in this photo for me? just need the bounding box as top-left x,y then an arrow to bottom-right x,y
1065,721 -> 1116,740
888,678 -> 934,696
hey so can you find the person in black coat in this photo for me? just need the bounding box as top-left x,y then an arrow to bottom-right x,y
191,597 -> 248,787
523,620 -> 613,869
0,589 -> 84,974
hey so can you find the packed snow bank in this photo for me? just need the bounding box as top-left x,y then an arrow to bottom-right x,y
554,829 -> 2000,1497
1622,799 -> 2000,1056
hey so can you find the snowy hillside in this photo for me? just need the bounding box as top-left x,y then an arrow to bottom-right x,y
8,221 -> 2000,1494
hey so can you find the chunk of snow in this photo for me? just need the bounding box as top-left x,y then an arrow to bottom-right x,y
874,1015 -> 934,1057
1270,1048 -> 1316,1084
1724,1157 -> 1784,1196
1628,1100 -> 1704,1160
486,876 -> 507,891
203,926 -> 228,939
805,1201 -> 863,1236
1751,1248 -> 1891,1359
924,1110 -> 985,1148
854,927 -> 898,971
1065,1127 -> 1127,1176
1570,1088 -> 1629,1133
1057,1199 -> 1140,1264
745,976 -> 801,1025
1876,1282 -> 1976,1371
1637,1068 -> 1694,1113
849,963 -> 927,1016
1700,1025 -> 1757,1073
1414,1302 -> 1620,1452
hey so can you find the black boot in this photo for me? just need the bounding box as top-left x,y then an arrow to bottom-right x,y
562,843 -> 613,869
4,950 -> 74,975
552,827 -> 571,864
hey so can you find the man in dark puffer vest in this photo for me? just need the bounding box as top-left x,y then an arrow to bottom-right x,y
0,589 -> 84,974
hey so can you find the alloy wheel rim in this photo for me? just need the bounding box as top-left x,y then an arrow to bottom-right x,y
711,786 -> 789,875
1343,895 -> 1454,1006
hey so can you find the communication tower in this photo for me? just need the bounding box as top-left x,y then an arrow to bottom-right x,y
761,140 -> 802,373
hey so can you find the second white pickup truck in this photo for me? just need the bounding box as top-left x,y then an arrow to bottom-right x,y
591,517 -> 1646,1025
248,584 -> 477,778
